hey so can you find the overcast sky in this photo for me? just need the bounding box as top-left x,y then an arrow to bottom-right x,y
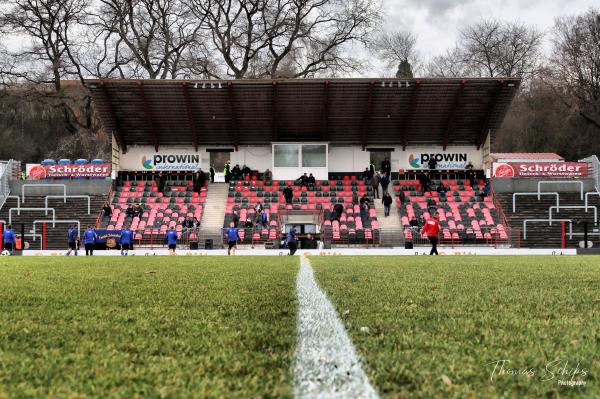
380,0 -> 598,63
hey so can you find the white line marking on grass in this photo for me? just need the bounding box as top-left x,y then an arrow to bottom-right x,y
294,256 -> 379,399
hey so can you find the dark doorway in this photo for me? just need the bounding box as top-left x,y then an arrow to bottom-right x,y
369,150 -> 391,172
209,150 -> 231,171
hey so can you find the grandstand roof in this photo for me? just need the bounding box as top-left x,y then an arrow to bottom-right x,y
85,78 -> 521,153
490,153 -> 564,161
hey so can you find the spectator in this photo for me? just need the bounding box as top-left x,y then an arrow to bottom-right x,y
417,172 -> 430,193
360,194 -> 370,206
2,224 -> 16,254
381,158 -> 391,176
157,172 -> 167,192
135,203 -> 144,217
254,202 -> 263,214
382,192 -> 393,217
361,167 -> 370,183
330,210 -> 340,223
209,165 -> 215,183
437,182 -> 447,193
480,180 -> 490,200
283,186 -> 293,205
261,209 -> 269,225
194,169 -> 206,192
352,191 -> 359,205
286,226 -> 298,256
307,173 -> 316,187
427,198 -> 437,215
370,172 -> 380,199
193,218 -> 200,228
126,204 -> 135,218
232,164 -> 241,180
333,203 -> 344,216
360,203 -> 368,225
224,161 -> 231,183
102,201 -> 112,221
427,156 -> 438,170
297,173 -> 308,186
264,169 -> 272,182
241,164 -> 251,178
380,173 -> 390,195
302,233 -> 318,249
232,210 -> 240,226
421,212 -> 441,256
399,190 -> 406,204
244,218 -> 254,228
409,217 -> 419,228
369,162 -> 375,178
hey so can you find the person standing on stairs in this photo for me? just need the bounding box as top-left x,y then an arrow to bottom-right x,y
382,192 -> 393,217
209,165 -> 215,183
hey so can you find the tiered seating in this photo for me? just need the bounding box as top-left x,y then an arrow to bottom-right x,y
102,179 -> 206,242
394,179 -> 508,244
224,176 -> 380,245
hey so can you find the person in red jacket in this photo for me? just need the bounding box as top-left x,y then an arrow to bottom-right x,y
421,212 -> 441,255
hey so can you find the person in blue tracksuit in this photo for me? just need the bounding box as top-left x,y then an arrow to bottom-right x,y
66,225 -> 79,256
83,226 -> 98,256
2,224 -> 17,254
286,226 -> 298,256
166,227 -> 178,255
225,222 -> 241,256
120,227 -> 133,256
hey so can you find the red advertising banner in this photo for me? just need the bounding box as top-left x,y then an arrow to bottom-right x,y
27,163 -> 111,179
493,162 -> 588,178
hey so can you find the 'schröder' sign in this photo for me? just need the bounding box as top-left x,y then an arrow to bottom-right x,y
493,162 -> 588,178
27,163 -> 111,179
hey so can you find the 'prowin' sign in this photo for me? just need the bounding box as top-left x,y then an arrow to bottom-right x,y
142,154 -> 201,171
408,152 -> 468,169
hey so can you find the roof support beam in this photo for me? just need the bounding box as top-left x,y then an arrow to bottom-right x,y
321,80 -> 330,141
476,80 -> 506,149
400,80 -> 421,151
442,80 -> 466,150
181,82 -> 199,152
227,81 -> 240,151
361,80 -> 376,150
137,81 -> 160,152
272,81 -> 278,141
100,80 -> 127,153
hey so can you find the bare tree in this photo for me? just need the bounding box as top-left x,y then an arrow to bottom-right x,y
0,0 -> 89,91
425,47 -> 474,78
459,20 -> 543,78
551,9 -> 600,130
88,0 -> 207,79
188,0 -> 380,79
372,30 -> 418,77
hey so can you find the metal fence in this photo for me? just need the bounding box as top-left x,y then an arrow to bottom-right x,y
402,226 -> 512,248
0,160 -> 16,211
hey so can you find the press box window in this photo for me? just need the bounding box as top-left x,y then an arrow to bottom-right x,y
274,144 -> 300,167
302,145 -> 327,167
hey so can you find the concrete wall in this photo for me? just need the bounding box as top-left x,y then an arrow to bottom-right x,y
329,146 -> 370,173
9,180 -> 112,196
492,178 -> 596,193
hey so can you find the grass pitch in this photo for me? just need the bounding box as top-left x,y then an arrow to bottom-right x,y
310,256 -> 600,398
0,257 -> 298,398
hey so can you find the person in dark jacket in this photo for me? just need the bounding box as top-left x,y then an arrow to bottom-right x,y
83,226 -> 97,256
283,186 -> 293,204
2,224 -> 17,253
382,192 -> 393,217
102,202 -> 112,222
241,165 -> 251,177
370,173 -> 380,199
361,167 -> 370,183
232,164 -> 241,180
381,158 -> 391,176
360,203 -> 368,225
224,161 -> 231,183
66,225 -> 79,256
380,174 -> 390,195
194,169 -> 206,192
307,173 -> 316,187
209,166 -> 215,183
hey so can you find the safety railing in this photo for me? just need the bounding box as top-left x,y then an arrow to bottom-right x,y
22,184 -> 66,202
513,192 -> 560,213
9,207 -> 56,225
44,195 -> 91,215
522,219 -> 573,240
538,180 -> 583,200
403,226 -> 512,248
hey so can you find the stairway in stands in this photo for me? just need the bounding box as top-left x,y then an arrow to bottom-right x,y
496,192 -> 600,248
199,183 -> 229,248
373,194 -> 403,246
0,195 -> 106,250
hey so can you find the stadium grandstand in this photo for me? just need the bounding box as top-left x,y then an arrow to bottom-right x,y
2,77 -> 600,254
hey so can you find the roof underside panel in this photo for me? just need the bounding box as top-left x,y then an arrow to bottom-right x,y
86,78 -> 520,150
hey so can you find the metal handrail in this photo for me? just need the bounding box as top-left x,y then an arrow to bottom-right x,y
513,192 -> 560,213
32,220 -> 80,238
45,195 -> 91,215
9,207 -> 56,225
538,181 -> 583,200
523,219 -> 573,240
549,205 -> 597,225
22,184 -> 66,202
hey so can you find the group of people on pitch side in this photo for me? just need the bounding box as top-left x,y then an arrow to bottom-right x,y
224,223 -> 302,256
63,225 -> 179,256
